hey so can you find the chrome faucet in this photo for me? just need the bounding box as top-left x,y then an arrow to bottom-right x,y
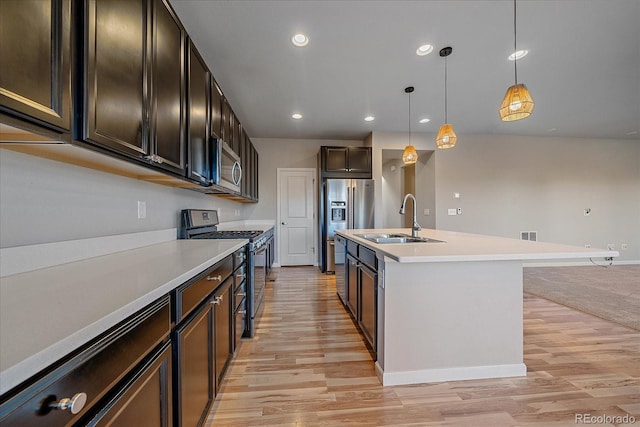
399,193 -> 422,237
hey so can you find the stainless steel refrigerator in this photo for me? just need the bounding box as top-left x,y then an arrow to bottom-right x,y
320,179 -> 374,275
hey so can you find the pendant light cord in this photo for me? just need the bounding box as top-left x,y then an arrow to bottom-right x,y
444,56 -> 448,123
408,90 -> 411,145
513,0 -> 518,84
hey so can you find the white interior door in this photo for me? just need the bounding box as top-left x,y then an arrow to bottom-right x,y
277,168 -> 315,266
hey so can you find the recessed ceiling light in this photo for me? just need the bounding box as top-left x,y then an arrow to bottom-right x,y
416,44 -> 434,56
418,118 -> 431,124
291,33 -> 309,47
364,116 -> 375,122
291,113 -> 303,119
508,50 -> 529,61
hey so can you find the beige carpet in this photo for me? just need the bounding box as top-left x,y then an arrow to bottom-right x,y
523,264 -> 640,330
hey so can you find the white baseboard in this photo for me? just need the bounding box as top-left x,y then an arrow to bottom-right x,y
378,363 -> 527,386
0,229 -> 177,277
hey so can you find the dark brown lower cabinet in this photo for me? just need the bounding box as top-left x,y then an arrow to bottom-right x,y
213,280 -> 233,391
346,253 -> 358,318
176,300 -> 213,427
343,242 -> 378,358
89,342 -> 172,426
175,275 -> 233,427
0,297 -> 171,427
358,263 -> 377,352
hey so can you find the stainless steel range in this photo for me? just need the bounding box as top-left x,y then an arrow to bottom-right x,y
179,209 -> 273,338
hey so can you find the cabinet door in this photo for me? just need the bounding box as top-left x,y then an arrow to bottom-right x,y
0,0 -> 71,131
176,303 -> 213,427
186,40 -> 210,185
323,147 -> 348,172
252,143 -> 259,201
210,79 -> 222,139
151,0 -> 185,174
221,99 -> 231,146
358,263 -> 377,353
213,279 -> 233,392
347,147 -> 372,174
232,113 -> 241,156
84,0 -> 149,156
90,343 -> 172,426
346,254 -> 358,318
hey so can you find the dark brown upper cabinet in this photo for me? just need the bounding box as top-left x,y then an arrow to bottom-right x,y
151,0 -> 186,175
210,79 -> 223,139
232,112 -> 241,156
81,0 -> 186,176
0,0 -> 72,133
221,98 -> 231,147
320,146 -> 372,178
186,39 -> 211,185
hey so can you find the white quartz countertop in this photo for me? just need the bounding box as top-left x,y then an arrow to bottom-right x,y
0,239 -> 246,394
216,221 -> 275,232
336,228 -> 618,263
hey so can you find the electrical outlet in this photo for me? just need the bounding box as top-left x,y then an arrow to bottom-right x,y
584,244 -> 591,248
607,243 -> 615,250
137,201 -> 146,219
621,243 -> 628,250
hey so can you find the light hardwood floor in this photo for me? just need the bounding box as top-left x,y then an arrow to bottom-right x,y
206,266 -> 640,426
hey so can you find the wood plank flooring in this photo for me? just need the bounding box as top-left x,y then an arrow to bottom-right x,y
206,266 -> 640,426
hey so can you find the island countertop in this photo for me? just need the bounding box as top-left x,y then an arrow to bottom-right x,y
0,239 -> 247,395
336,228 -> 617,263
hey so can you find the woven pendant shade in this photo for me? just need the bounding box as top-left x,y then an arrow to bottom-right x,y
435,123 -> 457,150
402,145 -> 418,164
499,83 -> 534,121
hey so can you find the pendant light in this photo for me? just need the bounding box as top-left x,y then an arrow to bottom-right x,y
499,0 -> 534,121
402,86 -> 418,164
435,47 -> 457,150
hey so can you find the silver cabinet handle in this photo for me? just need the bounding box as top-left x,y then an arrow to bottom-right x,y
235,273 -> 246,280
237,292 -> 246,297
49,393 -> 87,414
238,310 -> 246,315
207,275 -> 222,282
211,295 -> 223,305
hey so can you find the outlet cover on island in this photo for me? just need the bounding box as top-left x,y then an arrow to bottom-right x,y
137,201 -> 146,219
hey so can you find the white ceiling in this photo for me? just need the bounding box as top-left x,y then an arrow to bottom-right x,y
171,0 -> 640,142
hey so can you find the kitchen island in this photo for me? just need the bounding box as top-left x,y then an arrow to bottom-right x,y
336,228 -> 617,386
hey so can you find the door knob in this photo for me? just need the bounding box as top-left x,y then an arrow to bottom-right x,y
281,222 -> 287,225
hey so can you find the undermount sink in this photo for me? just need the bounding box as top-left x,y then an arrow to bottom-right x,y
355,233 -> 445,244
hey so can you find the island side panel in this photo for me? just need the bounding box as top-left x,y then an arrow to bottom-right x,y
379,259 -> 526,386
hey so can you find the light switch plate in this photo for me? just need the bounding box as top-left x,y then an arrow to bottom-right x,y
447,208 -> 457,216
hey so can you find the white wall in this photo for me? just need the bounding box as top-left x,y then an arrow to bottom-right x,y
0,149 -> 245,248
434,134 -> 640,262
372,131 -> 640,263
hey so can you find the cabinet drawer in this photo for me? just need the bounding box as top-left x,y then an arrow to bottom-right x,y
0,297 -> 171,427
233,247 -> 247,270
358,246 -> 376,270
234,281 -> 246,312
176,256 -> 233,321
347,240 -> 358,256
234,264 -> 247,290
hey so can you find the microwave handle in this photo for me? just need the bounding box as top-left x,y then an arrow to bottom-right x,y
232,161 -> 242,186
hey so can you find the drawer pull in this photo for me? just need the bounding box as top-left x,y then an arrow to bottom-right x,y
237,292 -> 246,298
49,392 -> 87,414
207,275 -> 222,282
211,295 -> 223,305
238,310 -> 246,315
235,273 -> 246,280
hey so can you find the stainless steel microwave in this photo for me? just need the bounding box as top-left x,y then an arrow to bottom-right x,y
213,139 -> 242,193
